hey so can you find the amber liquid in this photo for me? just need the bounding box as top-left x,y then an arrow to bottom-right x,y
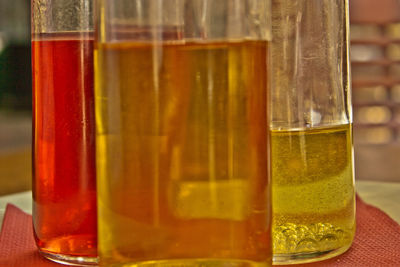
32,34 -> 97,260
95,40 -> 271,266
271,124 -> 355,262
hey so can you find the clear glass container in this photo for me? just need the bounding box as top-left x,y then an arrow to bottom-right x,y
270,0 -> 355,264
95,0 -> 272,266
31,0 -> 97,265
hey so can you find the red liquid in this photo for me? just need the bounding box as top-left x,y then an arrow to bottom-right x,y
32,34 -> 97,258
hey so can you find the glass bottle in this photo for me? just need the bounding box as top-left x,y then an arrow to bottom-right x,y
31,0 -> 97,265
270,0 -> 355,264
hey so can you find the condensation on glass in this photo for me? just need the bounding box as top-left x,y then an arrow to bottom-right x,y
270,0 -> 355,264
95,1 -> 272,266
31,0 -> 97,265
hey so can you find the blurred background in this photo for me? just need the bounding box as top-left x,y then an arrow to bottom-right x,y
350,0 -> 400,182
0,0 -> 31,196
1,0 -> 400,196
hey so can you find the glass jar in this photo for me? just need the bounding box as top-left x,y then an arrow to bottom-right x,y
95,0 -> 272,266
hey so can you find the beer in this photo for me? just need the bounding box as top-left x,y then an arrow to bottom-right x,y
95,40 -> 271,266
271,124 -> 355,259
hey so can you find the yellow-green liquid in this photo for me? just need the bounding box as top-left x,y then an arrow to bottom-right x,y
271,124 -> 355,261
95,41 -> 271,266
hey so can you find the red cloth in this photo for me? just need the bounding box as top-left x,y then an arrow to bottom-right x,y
0,195 -> 400,266
280,195 -> 400,267
0,204 -> 59,267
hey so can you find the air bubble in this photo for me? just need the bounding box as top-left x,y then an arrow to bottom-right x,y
296,238 -> 318,252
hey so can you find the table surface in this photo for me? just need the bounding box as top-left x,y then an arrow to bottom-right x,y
1,180 -> 400,229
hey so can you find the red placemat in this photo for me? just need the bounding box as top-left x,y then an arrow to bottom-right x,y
280,195 -> 400,266
1,195 -> 400,266
0,204 -> 59,267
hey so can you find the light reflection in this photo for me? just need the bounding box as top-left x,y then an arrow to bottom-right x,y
353,86 -> 387,103
391,85 -> 400,102
355,106 -> 391,124
386,44 -> 400,60
355,127 -> 393,144
350,24 -> 382,40
351,44 -> 383,62
385,23 -> 400,39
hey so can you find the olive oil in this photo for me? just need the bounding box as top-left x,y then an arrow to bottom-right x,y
271,124 -> 355,262
95,41 -> 271,266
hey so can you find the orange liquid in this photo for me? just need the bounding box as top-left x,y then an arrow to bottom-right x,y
32,33 -> 97,258
95,40 -> 271,266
